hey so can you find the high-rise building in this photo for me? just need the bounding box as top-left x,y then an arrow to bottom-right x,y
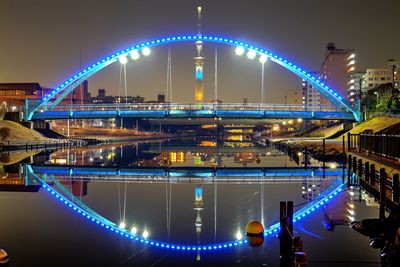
387,59 -> 400,90
320,42 -> 355,101
194,4 -> 204,104
362,68 -> 393,91
348,72 -> 365,103
157,93 -> 166,103
301,72 -> 327,106
286,88 -> 303,105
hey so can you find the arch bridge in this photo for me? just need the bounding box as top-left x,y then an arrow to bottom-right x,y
25,34 -> 360,122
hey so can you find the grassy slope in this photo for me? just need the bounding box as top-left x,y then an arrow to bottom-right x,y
304,124 -> 343,138
0,120 -> 49,141
348,117 -> 400,134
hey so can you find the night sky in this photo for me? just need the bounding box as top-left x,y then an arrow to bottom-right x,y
1,0 -> 399,103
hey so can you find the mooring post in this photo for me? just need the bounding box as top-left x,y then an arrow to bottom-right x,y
287,201 -> 293,236
364,162 -> 370,183
342,135 -> 346,183
322,138 -> 326,171
279,201 -> 292,267
370,164 -> 376,186
392,173 -> 399,203
379,168 -> 387,219
304,146 -> 308,170
357,159 -> 363,177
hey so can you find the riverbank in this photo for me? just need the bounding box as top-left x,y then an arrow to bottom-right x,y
268,116 -> 400,165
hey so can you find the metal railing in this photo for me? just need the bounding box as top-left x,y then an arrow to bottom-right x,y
39,103 -> 344,113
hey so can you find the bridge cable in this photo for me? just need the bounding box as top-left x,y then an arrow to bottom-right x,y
123,63 -> 128,105
214,47 -> 218,102
261,61 -> 265,104
167,47 -> 172,102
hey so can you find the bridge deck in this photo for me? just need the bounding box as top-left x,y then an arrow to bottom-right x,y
31,103 -> 356,121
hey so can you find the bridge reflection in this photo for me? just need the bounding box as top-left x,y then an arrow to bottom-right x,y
28,164 -> 341,183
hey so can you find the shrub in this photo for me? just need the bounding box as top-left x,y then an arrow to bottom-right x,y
0,127 -> 11,141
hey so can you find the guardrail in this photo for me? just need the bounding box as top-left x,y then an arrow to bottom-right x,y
39,103 -> 344,113
348,133 -> 400,160
0,139 -> 87,152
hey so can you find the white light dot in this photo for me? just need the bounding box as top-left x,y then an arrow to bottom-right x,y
130,50 -> 140,60
259,55 -> 268,64
142,230 -> 149,239
130,226 -> 138,235
119,222 -> 126,229
235,46 -> 245,56
118,55 -> 128,65
247,50 -> 257,59
235,231 -> 243,240
142,47 -> 151,56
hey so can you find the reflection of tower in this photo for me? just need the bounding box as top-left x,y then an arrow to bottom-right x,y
194,3 -> 204,104
194,185 -> 204,260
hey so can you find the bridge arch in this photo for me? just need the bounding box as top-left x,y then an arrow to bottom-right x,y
26,34 -> 360,121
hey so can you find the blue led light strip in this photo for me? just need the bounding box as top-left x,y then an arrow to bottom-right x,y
28,34 -> 358,121
34,173 -> 345,252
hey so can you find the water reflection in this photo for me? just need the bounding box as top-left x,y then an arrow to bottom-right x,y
16,137 -> 342,246
0,136 -> 383,266
44,138 -> 297,168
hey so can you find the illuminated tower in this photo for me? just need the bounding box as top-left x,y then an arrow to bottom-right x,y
194,185 -> 204,260
194,3 -> 204,104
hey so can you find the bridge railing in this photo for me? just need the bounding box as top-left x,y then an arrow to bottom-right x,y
39,103 -> 343,112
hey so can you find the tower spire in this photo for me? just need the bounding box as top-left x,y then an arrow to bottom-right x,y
197,4 -> 202,38
194,1 -> 204,104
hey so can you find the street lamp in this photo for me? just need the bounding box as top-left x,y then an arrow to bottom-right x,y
259,55 -> 268,104
374,91 -> 379,107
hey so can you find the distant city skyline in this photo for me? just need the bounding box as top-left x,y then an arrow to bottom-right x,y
1,0 -> 399,103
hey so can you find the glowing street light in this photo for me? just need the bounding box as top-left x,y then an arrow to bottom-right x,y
246,49 -> 257,60
235,231 -> 243,240
142,47 -> 151,56
235,46 -> 245,56
118,55 -> 128,65
119,222 -> 126,229
142,230 -> 149,239
130,226 -> 138,235
130,50 -> 140,60
259,54 -> 268,64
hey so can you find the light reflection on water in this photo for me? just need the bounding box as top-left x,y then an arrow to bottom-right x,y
0,137 -> 381,266
35,138 -> 337,244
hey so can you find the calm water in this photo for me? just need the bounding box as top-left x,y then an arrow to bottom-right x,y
0,138 -> 381,266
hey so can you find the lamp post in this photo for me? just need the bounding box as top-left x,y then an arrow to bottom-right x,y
259,55 -> 268,104
374,91 -> 379,108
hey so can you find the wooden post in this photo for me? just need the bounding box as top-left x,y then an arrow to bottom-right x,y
364,162 -> 370,183
357,159 -> 363,177
347,132 -> 351,151
293,237 -> 303,252
392,173 -> 399,203
294,252 -> 307,267
304,146 -> 308,170
370,164 -> 376,186
347,155 -> 352,186
379,168 -> 387,219
342,135 -> 346,183
352,156 -> 357,174
280,201 -> 292,267
322,139 -> 326,171
348,155 -> 352,170
287,201 -> 293,236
